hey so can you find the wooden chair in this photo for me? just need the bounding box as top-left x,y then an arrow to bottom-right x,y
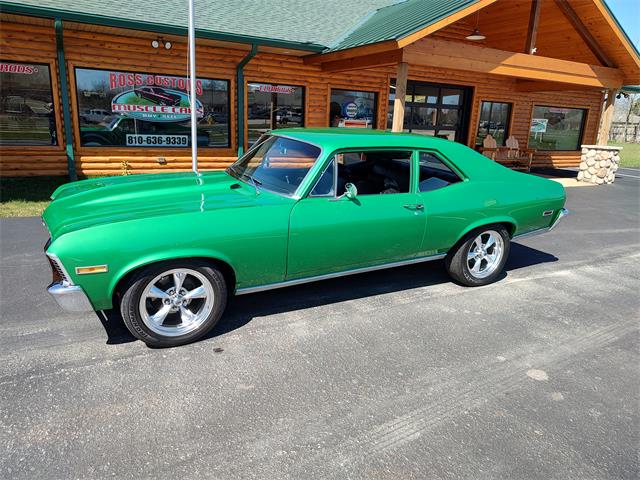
480,135 -> 534,173
481,134 -> 499,159
504,135 -> 535,172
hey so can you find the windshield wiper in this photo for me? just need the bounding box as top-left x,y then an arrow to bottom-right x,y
241,172 -> 262,194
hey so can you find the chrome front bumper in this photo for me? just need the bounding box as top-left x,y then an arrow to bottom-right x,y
48,282 -> 94,312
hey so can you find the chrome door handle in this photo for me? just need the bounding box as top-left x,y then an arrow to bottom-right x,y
403,203 -> 424,210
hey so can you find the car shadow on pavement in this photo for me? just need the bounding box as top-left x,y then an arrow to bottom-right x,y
205,242 -> 557,343
96,243 -> 557,346
96,309 -> 137,345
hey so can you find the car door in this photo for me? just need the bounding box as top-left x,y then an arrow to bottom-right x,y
415,150 -> 471,256
287,149 -> 426,279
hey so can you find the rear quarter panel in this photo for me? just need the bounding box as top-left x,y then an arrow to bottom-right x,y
419,171 -> 565,255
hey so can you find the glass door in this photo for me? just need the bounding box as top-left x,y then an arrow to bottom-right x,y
387,80 -> 472,143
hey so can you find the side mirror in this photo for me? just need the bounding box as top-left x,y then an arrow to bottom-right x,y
343,182 -> 358,200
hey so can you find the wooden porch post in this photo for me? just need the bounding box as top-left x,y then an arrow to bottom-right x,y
598,89 -> 617,145
392,62 -> 408,132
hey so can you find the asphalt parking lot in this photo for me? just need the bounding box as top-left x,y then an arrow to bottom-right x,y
1,172 -> 639,479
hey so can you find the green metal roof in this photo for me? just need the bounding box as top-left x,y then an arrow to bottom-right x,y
328,0 -> 479,51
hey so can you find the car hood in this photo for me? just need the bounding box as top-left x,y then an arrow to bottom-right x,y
43,171 -> 287,239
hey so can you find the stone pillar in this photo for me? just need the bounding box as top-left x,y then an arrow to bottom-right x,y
577,145 -> 623,185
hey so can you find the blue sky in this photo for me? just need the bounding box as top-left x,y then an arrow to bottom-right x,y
606,0 -> 640,49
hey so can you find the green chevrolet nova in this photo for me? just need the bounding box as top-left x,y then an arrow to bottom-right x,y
43,128 -> 567,347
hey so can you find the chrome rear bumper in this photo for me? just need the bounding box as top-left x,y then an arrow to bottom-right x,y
48,282 -> 94,312
549,208 -> 569,230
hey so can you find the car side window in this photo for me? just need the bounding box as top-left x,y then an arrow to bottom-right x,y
309,158 -> 335,197
418,152 -> 462,192
336,150 -> 412,195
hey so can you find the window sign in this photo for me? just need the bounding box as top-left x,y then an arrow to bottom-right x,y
475,101 -> 512,146
528,106 -> 586,151
0,61 -> 57,146
75,68 -> 229,147
329,89 -> 377,128
247,82 -> 304,146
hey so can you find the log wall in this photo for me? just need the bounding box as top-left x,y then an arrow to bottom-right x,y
0,16 -> 605,176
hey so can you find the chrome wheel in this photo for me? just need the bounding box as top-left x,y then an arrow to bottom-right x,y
467,230 -> 504,279
139,268 -> 215,337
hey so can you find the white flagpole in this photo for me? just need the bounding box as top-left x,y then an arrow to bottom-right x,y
188,0 -> 198,174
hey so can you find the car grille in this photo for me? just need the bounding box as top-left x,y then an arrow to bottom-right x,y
44,239 -> 70,284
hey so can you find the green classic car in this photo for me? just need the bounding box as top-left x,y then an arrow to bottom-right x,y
43,128 -> 567,347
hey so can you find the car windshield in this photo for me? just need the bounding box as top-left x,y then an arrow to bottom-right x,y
226,136 -> 321,196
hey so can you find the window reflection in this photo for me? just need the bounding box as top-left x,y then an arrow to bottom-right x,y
528,105 -> 586,151
476,101 -> 512,146
247,83 -> 304,146
0,61 -> 57,146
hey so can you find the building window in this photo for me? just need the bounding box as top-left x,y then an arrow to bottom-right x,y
0,61 -> 57,146
329,89 -> 377,128
528,105 -> 587,151
387,80 -> 471,143
476,101 -> 511,146
247,83 -> 304,146
74,67 -> 229,148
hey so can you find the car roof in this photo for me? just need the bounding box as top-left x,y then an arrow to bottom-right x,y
273,128 -> 457,152
270,127 -> 520,181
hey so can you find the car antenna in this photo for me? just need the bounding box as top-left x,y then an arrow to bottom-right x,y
187,0 -> 199,177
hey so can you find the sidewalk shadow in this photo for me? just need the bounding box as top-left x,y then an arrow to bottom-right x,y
97,243 -> 557,346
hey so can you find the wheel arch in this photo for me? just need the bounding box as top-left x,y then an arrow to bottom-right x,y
453,217 -> 518,248
110,252 -> 237,308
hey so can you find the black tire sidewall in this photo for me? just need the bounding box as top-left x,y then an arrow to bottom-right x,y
446,225 -> 510,286
120,261 -> 227,347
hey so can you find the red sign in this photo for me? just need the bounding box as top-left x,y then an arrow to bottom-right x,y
108,72 -> 203,95
255,84 -> 296,94
0,63 -> 38,74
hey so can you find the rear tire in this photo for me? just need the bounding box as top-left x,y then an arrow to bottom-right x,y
120,260 -> 227,347
445,225 -> 510,286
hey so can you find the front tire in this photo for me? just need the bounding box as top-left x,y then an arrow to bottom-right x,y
445,225 -> 510,286
120,260 -> 227,347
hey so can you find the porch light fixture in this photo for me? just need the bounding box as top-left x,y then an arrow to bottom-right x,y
466,12 -> 486,41
466,29 -> 486,41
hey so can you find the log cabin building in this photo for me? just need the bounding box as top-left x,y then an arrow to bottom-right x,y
0,0 -> 638,179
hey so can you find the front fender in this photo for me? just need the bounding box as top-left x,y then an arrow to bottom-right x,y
106,248 -> 236,307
